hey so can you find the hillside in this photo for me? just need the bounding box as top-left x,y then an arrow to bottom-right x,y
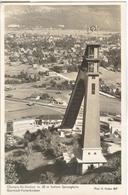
5,125 -> 121,185
58,151 -> 121,184
62,67 -> 120,86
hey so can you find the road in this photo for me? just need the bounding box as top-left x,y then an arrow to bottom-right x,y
5,90 -> 121,122
5,98 -> 65,121
56,72 -> 72,81
6,97 -> 66,110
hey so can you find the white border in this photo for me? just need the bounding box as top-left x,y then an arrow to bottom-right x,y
0,2 -> 127,195
0,4 -> 5,195
121,3 -> 127,194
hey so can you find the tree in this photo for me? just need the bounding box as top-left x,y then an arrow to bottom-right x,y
106,48 -> 121,71
48,55 -> 57,63
39,172 -> 55,184
41,93 -> 50,100
51,66 -> 63,73
89,172 -> 117,184
50,134 -> 63,157
5,160 -> 19,184
24,130 -> 32,143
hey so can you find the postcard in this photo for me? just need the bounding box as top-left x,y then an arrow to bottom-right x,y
0,1 -> 127,195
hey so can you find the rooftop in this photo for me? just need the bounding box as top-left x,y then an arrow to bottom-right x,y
86,43 -> 101,48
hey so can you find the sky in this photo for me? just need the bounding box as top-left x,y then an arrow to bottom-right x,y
5,5 -> 121,32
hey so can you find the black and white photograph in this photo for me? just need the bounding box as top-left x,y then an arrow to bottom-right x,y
3,3 -> 123,186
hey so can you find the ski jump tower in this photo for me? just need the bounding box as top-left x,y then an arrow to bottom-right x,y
61,43 -> 106,174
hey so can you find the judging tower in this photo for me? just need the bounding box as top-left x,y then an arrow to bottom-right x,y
61,43 -> 106,174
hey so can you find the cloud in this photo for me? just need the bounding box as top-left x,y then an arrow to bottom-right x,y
5,5 -> 55,17
5,5 -> 121,31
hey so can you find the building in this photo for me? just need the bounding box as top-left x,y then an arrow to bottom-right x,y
6,119 -> 36,138
6,118 -> 62,138
61,43 -> 106,174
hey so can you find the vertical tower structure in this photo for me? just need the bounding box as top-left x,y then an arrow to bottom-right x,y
79,43 -> 106,174
61,43 -> 106,174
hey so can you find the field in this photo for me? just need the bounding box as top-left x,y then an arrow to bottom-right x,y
5,63 -> 121,122
62,67 -> 121,86
5,93 -> 121,122
5,100 -> 64,122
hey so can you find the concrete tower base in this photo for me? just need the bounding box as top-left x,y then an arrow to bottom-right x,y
76,148 -> 107,175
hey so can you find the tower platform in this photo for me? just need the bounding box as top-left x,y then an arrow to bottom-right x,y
76,147 -> 107,174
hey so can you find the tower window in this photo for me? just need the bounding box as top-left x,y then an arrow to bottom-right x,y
88,152 -> 91,155
88,47 -> 94,58
92,83 -> 95,94
88,62 -> 94,72
92,76 -> 95,79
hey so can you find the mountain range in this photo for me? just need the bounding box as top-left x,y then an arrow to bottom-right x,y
5,5 -> 121,31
